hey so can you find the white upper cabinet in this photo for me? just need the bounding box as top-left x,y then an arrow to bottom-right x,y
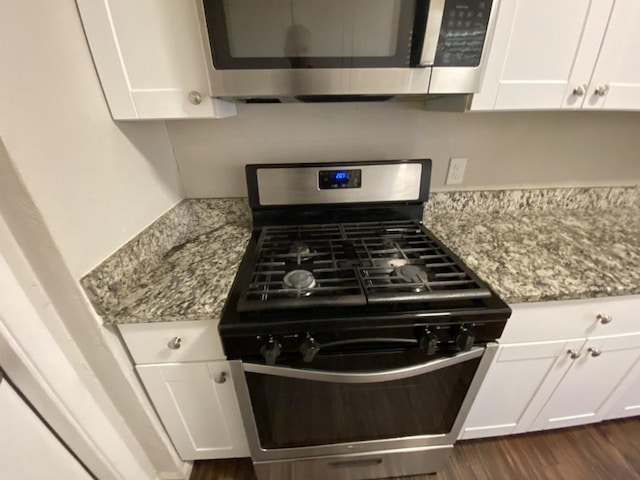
583,0 -> 640,110
76,0 -> 236,120
472,0 -> 640,111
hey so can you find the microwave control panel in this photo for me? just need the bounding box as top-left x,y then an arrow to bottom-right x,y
435,0 -> 493,67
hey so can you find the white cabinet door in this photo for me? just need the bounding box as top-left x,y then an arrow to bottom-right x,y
583,0 -> 640,110
459,338 -> 585,440
530,332 -> 640,431
471,0 -> 612,111
136,361 -> 249,460
76,0 -> 236,120
605,373 -> 640,420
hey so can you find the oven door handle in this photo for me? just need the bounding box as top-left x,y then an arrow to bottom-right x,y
242,347 -> 484,383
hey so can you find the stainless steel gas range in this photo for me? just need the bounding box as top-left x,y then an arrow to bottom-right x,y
219,159 -> 511,480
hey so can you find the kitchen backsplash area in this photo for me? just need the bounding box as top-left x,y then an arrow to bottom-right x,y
166,102 -> 640,198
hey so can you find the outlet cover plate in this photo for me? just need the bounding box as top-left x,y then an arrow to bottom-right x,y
446,157 -> 467,185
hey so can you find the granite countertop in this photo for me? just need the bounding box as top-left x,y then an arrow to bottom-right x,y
81,187 -> 640,325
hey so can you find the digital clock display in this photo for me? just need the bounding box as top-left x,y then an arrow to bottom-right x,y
318,169 -> 361,190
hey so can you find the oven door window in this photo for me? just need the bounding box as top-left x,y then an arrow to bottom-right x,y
244,350 -> 482,449
203,0 -> 425,69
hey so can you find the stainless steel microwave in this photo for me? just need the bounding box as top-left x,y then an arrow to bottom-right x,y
197,0 -> 498,101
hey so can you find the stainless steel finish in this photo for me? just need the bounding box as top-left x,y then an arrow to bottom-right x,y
188,91 -> 202,105
230,344 -> 499,462
429,67 -> 484,93
595,85 -> 610,97
568,349 -> 581,359
428,0 -> 501,95
196,0 -> 496,99
588,347 -> 602,358
420,0 -> 446,66
253,445 -> 453,480
572,85 -> 587,97
597,313 -> 613,324
205,68 -> 433,99
256,163 -> 422,206
214,372 -> 227,384
167,336 -> 182,350
243,347 -> 484,384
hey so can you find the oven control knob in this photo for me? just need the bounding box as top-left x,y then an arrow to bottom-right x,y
419,330 -> 438,356
455,328 -> 475,352
300,335 -> 321,363
260,337 -> 282,366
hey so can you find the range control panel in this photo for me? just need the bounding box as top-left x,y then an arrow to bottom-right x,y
318,169 -> 362,190
435,0 -> 493,67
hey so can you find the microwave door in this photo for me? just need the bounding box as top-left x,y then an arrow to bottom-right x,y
200,0 -> 438,98
205,0 -> 418,70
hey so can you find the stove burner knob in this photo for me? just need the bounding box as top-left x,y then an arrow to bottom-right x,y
419,330 -> 438,356
300,335 -> 321,363
260,337 -> 282,366
455,328 -> 475,352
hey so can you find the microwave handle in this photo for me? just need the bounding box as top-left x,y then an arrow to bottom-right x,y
420,0 -> 446,66
243,346 -> 485,384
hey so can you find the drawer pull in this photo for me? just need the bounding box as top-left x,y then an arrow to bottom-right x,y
214,372 -> 227,384
588,347 -> 602,358
567,349 -> 581,360
167,336 -> 182,350
328,458 -> 383,469
597,313 -> 612,325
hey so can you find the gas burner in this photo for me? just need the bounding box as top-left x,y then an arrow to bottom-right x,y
289,241 -> 313,263
381,239 -> 398,251
283,269 -> 316,297
392,265 -> 431,293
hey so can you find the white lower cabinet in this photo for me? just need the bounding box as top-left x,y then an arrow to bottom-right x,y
136,361 -> 249,460
460,339 -> 584,439
461,297 -> 640,440
529,332 -> 640,431
606,373 -> 640,420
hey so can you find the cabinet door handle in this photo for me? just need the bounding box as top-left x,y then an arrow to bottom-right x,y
596,313 -> 612,324
567,349 -> 581,359
188,90 -> 203,105
214,372 -> 227,384
572,84 -> 586,97
167,336 -> 182,350
588,347 -> 602,358
594,85 -> 609,97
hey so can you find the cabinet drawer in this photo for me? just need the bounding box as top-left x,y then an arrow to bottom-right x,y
118,320 -> 224,364
501,296 -> 640,343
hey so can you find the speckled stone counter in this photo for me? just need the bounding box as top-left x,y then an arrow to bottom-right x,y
81,187 -> 640,325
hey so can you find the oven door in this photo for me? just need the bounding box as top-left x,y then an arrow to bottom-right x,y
231,343 -> 497,462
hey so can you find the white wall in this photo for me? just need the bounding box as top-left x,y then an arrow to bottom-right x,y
0,1 -> 183,279
167,102 -> 640,198
0,1 -> 189,478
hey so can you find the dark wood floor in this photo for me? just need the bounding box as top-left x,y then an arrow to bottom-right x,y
191,418 -> 640,480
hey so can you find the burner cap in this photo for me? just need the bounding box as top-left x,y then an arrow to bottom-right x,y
283,269 -> 316,295
289,241 -> 311,256
392,265 -> 431,292
288,241 -> 313,263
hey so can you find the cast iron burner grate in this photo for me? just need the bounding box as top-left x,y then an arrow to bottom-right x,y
237,220 -> 491,312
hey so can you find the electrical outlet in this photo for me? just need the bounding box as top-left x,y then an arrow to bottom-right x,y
446,157 -> 467,185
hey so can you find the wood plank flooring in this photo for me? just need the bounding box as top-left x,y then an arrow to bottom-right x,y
190,418 -> 640,480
